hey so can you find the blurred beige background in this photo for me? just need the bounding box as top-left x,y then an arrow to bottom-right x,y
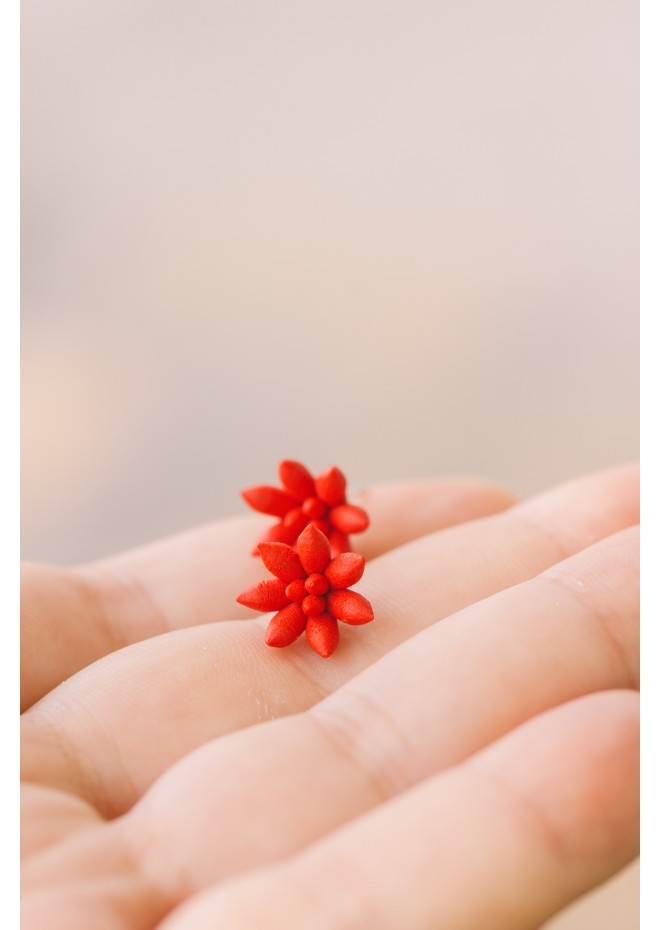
21,0 -> 638,925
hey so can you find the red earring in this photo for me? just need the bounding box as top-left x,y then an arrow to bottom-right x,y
241,460 -> 369,557
236,524 -> 374,658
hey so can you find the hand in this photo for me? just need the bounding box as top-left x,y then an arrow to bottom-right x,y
21,464 -> 639,930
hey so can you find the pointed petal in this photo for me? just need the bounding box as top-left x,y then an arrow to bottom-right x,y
315,466 -> 347,507
279,460 -> 316,500
310,518 -> 331,538
252,521 -> 295,556
328,529 -> 350,558
265,603 -> 307,647
279,527 -> 300,546
282,507 -> 309,536
330,503 -> 369,534
241,485 -> 300,518
258,543 -> 306,582
325,552 -> 365,589
297,524 -> 331,574
306,613 -> 339,657
236,579 -> 289,612
327,590 -> 374,625
255,522 -> 290,545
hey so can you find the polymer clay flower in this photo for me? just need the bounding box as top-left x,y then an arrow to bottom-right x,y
241,460 -> 369,557
236,524 -> 374,658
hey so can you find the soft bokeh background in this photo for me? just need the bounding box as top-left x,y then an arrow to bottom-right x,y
21,0 -> 639,925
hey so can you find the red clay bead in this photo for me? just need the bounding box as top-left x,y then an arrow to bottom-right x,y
258,543 -> 305,583
285,579 -> 307,603
302,594 -> 326,617
325,552 -> 365,589
315,466 -> 347,507
279,460 -> 316,501
326,589 -> 374,625
305,573 -> 329,596
297,525 -> 331,575
302,497 -> 327,520
330,503 -> 369,535
236,579 -> 289,612
327,529 -> 351,556
306,613 -> 340,658
265,603 -> 307,647
241,485 -> 300,518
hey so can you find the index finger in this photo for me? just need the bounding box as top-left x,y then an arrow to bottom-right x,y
21,475 -> 514,710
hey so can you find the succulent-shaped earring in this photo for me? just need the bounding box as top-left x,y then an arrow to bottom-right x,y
241,460 -> 369,557
237,524 -> 374,658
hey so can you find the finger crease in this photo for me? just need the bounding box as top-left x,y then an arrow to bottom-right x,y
506,511 -> 576,565
539,572 -> 638,689
464,763 -> 573,870
88,564 -> 169,643
22,706 -> 107,816
310,690 -> 418,804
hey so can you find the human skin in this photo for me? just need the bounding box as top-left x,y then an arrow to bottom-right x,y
21,464 -> 639,930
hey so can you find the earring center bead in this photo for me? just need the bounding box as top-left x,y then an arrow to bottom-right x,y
305,573 -> 330,596
302,594 -> 326,617
302,497 -> 327,520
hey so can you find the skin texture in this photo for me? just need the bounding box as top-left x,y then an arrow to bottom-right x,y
21,465 -> 640,930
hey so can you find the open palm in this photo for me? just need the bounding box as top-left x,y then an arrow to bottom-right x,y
21,465 -> 639,930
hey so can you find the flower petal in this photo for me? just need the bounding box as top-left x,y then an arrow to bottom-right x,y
311,518 -> 331,538
279,525 -> 301,546
241,485 -> 300,518
306,613 -> 339,657
265,603 -> 307,647
315,466 -> 347,507
258,543 -> 306,583
256,523 -> 287,544
279,460 -> 316,501
236,579 -> 289,612
282,507 -> 309,537
252,522 -> 297,556
325,552 -> 366,589
328,529 -> 350,558
330,503 -> 369,534
327,590 -> 374,625
297,524 -> 331,574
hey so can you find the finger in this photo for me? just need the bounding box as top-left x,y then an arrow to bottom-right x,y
21,464 -> 638,811
21,476 -> 514,711
115,526 -> 638,887
85,475 -> 515,627
154,690 -> 640,930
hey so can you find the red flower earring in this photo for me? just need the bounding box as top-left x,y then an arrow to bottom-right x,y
236,524 -> 374,658
241,460 -> 369,557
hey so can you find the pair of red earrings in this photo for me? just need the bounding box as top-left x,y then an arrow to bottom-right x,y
236,461 -> 374,658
